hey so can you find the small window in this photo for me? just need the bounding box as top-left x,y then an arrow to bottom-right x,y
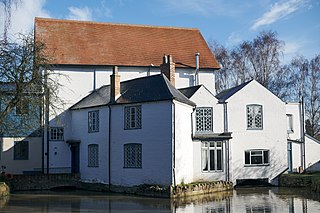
247,105 -> 263,130
196,107 -> 213,132
16,99 -> 29,115
124,105 -> 142,130
14,141 -> 29,160
245,150 -> 269,166
287,114 -> 293,133
49,127 -> 64,141
88,110 -> 99,133
88,144 -> 99,167
124,143 -> 142,168
202,141 -> 223,172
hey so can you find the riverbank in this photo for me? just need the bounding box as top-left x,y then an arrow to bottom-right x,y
279,173 -> 320,193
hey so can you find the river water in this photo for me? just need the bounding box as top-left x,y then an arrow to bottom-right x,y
0,187 -> 319,212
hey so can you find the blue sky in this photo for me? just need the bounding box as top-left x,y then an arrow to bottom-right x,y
1,0 -> 319,62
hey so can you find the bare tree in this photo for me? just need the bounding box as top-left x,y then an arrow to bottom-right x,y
0,0 -> 21,40
0,33 -> 63,136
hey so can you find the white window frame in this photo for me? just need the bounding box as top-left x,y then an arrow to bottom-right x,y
202,141 -> 223,172
195,107 -> 213,133
49,127 -> 64,141
88,110 -> 99,133
247,104 -> 263,130
88,144 -> 99,167
124,143 -> 142,168
124,105 -> 142,130
287,114 -> 294,133
245,149 -> 269,166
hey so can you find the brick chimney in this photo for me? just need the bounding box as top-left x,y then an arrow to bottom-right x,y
110,66 -> 120,103
160,55 -> 175,86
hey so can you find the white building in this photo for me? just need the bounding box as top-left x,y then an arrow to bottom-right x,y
1,17 -> 318,187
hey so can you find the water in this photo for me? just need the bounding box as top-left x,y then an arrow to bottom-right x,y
0,187 -> 319,212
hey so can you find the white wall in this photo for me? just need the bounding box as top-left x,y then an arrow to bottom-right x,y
226,81 -> 287,184
174,100 -> 194,185
305,135 -> 320,171
110,101 -> 173,186
71,106 -> 109,183
188,85 -> 227,182
1,137 -> 42,174
51,66 -> 216,112
286,103 -> 302,140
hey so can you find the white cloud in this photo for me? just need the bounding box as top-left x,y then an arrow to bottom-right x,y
0,0 -> 50,37
159,0 -> 244,17
251,0 -> 309,30
67,6 -> 93,21
95,0 -> 113,19
226,32 -> 242,47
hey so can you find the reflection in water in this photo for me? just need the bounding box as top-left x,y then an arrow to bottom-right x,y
0,187 -> 319,213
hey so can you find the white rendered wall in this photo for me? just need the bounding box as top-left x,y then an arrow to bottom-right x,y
226,81 -> 287,184
305,135 -> 320,171
110,101 -> 172,186
71,106 -> 109,183
1,137 -> 42,174
174,100 -> 194,185
286,103 -> 302,140
188,85 -> 227,181
51,66 -> 216,111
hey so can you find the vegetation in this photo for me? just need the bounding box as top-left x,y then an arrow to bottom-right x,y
210,31 -> 320,139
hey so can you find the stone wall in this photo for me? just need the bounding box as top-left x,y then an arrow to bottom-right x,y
171,181 -> 233,198
7,173 -> 80,191
279,174 -> 320,193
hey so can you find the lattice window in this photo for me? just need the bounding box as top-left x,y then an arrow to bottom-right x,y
245,149 -> 269,166
196,107 -> 213,132
124,105 -> 142,130
124,143 -> 142,168
88,110 -> 99,132
88,144 -> 99,167
247,105 -> 263,129
49,127 -> 64,140
14,140 -> 29,160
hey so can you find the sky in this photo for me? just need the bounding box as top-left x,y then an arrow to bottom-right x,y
0,0 -> 319,62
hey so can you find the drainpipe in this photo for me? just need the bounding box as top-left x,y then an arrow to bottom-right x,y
44,69 -> 50,174
172,102 -> 176,192
300,98 -> 306,171
195,52 -> 200,86
93,69 -> 96,91
108,105 -> 111,190
223,102 -> 230,181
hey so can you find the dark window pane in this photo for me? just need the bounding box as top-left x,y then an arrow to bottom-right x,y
245,151 -> 250,164
263,150 -> 269,164
251,156 -> 262,164
210,150 -> 215,171
217,149 -> 222,170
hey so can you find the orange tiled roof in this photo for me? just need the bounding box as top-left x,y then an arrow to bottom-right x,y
35,18 -> 219,69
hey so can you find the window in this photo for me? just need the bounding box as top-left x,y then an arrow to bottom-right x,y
247,105 -> 263,129
88,144 -> 99,167
245,150 -> 269,166
49,127 -> 64,140
88,110 -> 99,132
16,99 -> 29,115
124,105 -> 141,129
196,107 -> 213,132
202,141 -> 223,172
14,140 -> 29,160
287,114 -> 293,133
124,143 -> 142,168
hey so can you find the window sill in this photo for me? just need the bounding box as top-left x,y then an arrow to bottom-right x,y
244,164 -> 270,167
202,170 -> 223,173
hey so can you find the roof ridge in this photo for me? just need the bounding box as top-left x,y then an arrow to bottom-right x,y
35,17 -> 199,31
